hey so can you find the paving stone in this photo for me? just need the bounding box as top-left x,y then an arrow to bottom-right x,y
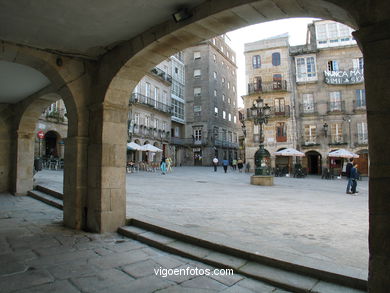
153,254 -> 187,269
122,259 -> 161,278
94,247 -> 114,256
235,278 -> 277,293
142,231 -> 176,244
113,274 -> 175,293
208,270 -> 243,287
33,245 -> 77,256
48,261 -> 100,280
71,268 -> 135,292
0,260 -> 27,276
158,264 -> 199,284
220,283 -> 256,293
0,269 -> 54,293
13,279 -> 80,293
156,285 -> 218,293
181,276 -> 228,291
168,241 -> 212,258
104,239 -> 145,253
88,249 -> 150,269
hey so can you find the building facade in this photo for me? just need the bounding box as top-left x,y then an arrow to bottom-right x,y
128,59 -> 173,163
242,20 -> 368,175
183,35 -> 239,166
242,34 -> 296,171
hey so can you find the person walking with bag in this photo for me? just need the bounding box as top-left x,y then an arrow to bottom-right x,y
350,163 -> 359,195
160,157 -> 167,175
345,158 -> 354,194
222,157 -> 229,173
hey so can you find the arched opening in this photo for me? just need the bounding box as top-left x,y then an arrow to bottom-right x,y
304,150 -> 322,175
44,130 -> 61,157
355,149 -> 369,176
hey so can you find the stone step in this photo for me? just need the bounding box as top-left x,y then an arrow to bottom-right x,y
35,185 -> 63,200
28,190 -> 63,210
118,220 -> 367,293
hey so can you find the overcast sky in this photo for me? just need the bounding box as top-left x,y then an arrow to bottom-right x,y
226,17 -> 319,107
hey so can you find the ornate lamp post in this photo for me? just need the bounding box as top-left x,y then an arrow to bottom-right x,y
251,97 -> 271,175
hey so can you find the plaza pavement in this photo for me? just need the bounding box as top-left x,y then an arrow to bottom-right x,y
34,166 -> 369,279
0,193 -> 292,293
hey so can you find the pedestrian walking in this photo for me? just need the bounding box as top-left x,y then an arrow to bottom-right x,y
345,158 -> 354,194
166,157 -> 173,173
222,158 -> 229,173
232,159 -> 237,170
212,157 -> 219,172
160,157 -> 167,175
237,158 -> 244,173
350,164 -> 359,195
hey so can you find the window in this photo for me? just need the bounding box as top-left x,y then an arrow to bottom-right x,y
221,46 -> 224,53
193,69 -> 201,78
327,60 -> 339,71
214,107 -> 218,117
273,74 -> 282,89
357,122 -> 368,144
222,129 -> 227,141
276,122 -> 287,142
296,56 -> 317,82
329,91 -> 342,111
162,121 -> 167,132
227,98 -> 231,104
228,131 -> 232,142
222,94 -> 225,102
172,99 -> 184,120
331,123 -> 343,143
274,98 -> 285,113
356,89 -> 366,108
227,82 -> 230,89
233,85 -> 235,93
353,58 -> 364,70
154,87 -> 159,106
272,52 -> 281,66
315,21 -> 355,47
154,118 -> 159,129
175,67 -> 178,74
328,23 -> 338,43
213,54 -> 216,62
162,91 -> 168,105
171,80 -> 184,99
222,77 -> 225,84
304,125 -> 317,144
145,116 -> 150,127
232,56 -> 235,63
194,105 -> 201,112
228,113 -> 231,121
214,90 -> 217,97
145,82 -> 151,97
193,51 -> 201,60
223,111 -> 226,119
213,127 -> 219,140
252,55 -> 261,68
175,126 -> 180,137
194,87 -> 201,97
233,115 -> 237,123
302,93 -> 315,113
193,127 -> 202,142
213,71 -> 217,79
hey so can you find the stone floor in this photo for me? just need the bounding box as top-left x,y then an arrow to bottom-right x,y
34,166 -> 369,279
0,193 -> 291,293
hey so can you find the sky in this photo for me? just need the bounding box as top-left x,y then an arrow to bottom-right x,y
226,17 -> 319,107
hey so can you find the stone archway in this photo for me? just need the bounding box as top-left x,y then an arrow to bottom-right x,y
304,150 -> 322,175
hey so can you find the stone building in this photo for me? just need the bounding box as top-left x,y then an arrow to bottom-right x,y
34,99 -> 68,159
183,35 -> 239,166
128,60 -> 172,163
242,34 -> 296,171
291,20 -> 368,175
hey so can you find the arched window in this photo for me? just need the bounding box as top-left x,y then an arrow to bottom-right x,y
252,55 -> 261,68
272,52 -> 281,66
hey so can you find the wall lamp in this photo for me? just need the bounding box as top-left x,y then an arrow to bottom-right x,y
172,8 -> 192,23
323,122 -> 328,137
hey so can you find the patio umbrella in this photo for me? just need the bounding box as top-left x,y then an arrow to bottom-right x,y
127,142 -> 142,151
273,148 -> 305,157
140,143 -> 163,152
328,149 -> 359,158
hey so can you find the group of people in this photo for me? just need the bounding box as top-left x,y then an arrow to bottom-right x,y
212,157 -> 245,173
160,157 -> 173,175
345,158 -> 359,195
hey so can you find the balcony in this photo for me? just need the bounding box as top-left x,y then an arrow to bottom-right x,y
353,100 -> 366,113
150,67 -> 172,84
130,93 -> 172,115
131,126 -> 170,141
327,101 -> 345,114
246,105 -> 290,120
301,138 -> 320,148
214,139 -> 239,149
247,80 -> 288,95
299,103 -> 318,116
328,135 -> 348,146
324,69 -> 364,85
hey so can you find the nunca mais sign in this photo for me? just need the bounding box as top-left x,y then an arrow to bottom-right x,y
324,69 -> 364,85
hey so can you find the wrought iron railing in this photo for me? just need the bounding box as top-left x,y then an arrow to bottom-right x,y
327,101 -> 345,113
130,93 -> 172,114
150,67 -> 172,83
247,80 -> 288,94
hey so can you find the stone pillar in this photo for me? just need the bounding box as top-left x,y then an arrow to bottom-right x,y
354,26 -> 390,291
63,136 -> 88,230
13,131 -> 35,195
87,103 -> 127,232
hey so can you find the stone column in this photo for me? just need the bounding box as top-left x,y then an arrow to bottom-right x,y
63,136 -> 88,230
87,103 -> 127,232
13,131 -> 35,195
354,26 -> 390,291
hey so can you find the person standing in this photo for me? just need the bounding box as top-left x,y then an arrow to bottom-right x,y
222,158 -> 229,173
232,158 -> 237,170
345,158 -> 354,194
166,157 -> 173,173
237,158 -> 244,173
160,157 -> 167,175
350,164 -> 359,195
212,156 -> 219,172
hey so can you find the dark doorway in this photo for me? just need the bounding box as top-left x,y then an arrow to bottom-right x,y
306,151 -> 322,175
194,149 -> 202,166
45,131 -> 58,157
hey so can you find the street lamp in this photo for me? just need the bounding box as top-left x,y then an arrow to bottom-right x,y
323,122 -> 328,138
251,97 -> 271,176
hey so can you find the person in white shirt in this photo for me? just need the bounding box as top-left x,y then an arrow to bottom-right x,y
212,157 -> 218,172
